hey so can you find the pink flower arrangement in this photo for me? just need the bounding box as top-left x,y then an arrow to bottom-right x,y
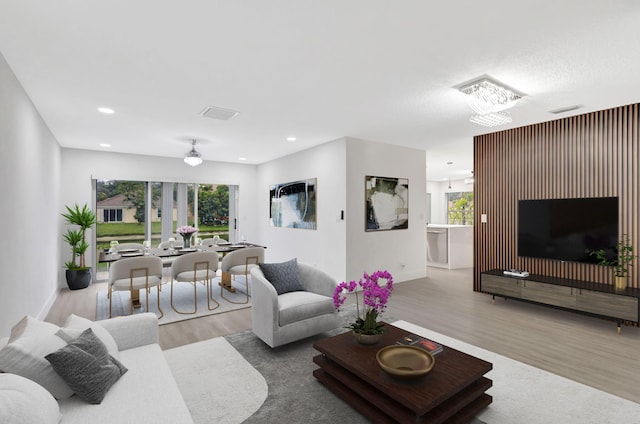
177,225 -> 198,236
333,270 -> 394,335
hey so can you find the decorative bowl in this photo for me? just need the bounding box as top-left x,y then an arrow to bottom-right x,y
376,345 -> 435,380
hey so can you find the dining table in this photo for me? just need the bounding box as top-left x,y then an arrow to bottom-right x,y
99,243 -> 266,307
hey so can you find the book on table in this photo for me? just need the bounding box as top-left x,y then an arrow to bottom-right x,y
396,335 -> 443,355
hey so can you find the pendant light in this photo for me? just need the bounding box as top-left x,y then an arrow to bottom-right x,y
184,139 -> 203,167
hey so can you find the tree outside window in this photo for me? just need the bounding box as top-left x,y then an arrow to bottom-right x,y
198,185 -> 229,226
446,192 -> 474,225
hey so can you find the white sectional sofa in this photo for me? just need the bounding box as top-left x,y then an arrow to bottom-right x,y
0,313 -> 193,424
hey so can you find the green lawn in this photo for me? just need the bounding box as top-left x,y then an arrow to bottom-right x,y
97,222 -> 228,237
96,222 -> 229,250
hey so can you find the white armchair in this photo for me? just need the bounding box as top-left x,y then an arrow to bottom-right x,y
250,262 -> 340,348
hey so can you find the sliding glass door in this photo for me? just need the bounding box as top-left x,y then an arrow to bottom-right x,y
95,179 -> 234,280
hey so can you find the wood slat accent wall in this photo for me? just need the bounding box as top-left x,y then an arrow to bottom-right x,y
473,103 -> 639,291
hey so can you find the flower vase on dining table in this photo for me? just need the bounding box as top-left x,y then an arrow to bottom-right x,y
177,225 -> 198,250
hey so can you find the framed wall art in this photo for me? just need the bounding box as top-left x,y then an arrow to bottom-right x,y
365,176 -> 408,231
269,178 -> 317,229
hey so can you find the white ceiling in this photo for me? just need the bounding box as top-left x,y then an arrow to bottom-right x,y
1,1 -> 640,181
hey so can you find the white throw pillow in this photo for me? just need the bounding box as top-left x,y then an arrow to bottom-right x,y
0,317 -> 74,399
0,373 -> 62,424
62,314 -> 120,358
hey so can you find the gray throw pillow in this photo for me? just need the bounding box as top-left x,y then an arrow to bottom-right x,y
45,328 -> 128,404
259,258 -> 304,295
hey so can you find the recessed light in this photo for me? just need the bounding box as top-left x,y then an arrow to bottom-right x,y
238,157 -> 247,161
98,107 -> 115,114
286,137 -> 297,142
99,143 -> 111,148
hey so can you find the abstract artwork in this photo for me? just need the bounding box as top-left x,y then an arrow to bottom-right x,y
365,176 -> 408,231
270,178 -> 317,229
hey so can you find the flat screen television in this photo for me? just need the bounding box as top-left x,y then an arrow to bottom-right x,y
518,197 -> 618,263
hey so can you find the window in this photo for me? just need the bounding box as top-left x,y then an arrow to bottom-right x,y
446,192 -> 474,225
102,209 -> 123,222
95,179 -> 234,280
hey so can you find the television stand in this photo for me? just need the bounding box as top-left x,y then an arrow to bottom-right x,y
480,269 -> 640,333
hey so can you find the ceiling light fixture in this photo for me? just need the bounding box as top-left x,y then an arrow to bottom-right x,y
464,170 -> 475,185
469,111 -> 513,127
286,137 -> 297,142
98,107 -> 115,114
99,143 -> 111,148
184,140 -> 203,167
458,76 -> 523,127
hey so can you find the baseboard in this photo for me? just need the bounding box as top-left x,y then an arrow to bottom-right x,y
38,286 -> 61,321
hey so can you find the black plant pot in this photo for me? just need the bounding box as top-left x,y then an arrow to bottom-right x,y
65,269 -> 92,290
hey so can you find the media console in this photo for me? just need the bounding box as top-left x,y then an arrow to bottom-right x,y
480,269 -> 640,333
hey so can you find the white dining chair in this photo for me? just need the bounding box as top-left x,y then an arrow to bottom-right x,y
157,240 -> 177,285
198,238 -> 218,250
116,242 -> 145,252
108,256 -> 163,318
170,251 -> 220,314
220,246 -> 264,304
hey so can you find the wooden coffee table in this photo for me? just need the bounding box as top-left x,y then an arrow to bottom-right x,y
312,323 -> 492,423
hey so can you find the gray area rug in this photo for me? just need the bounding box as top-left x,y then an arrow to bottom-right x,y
225,326 -> 486,424
96,274 -> 251,325
225,327 -> 369,423
225,320 -> 640,423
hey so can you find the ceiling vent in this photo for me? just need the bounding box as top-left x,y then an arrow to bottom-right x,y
199,105 -> 240,121
549,105 -> 582,114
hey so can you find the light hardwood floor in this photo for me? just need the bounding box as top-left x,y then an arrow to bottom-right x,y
46,267 -> 640,404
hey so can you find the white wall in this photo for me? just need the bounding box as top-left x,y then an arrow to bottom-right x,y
0,50 -> 430,335
0,53 -> 61,335
256,139 -> 347,280
427,179 -> 474,224
346,138 -> 427,283
257,137 -> 427,284
60,148 -> 259,286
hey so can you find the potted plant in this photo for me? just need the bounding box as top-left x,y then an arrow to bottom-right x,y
333,270 -> 394,344
62,203 -> 97,290
587,234 -> 636,291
